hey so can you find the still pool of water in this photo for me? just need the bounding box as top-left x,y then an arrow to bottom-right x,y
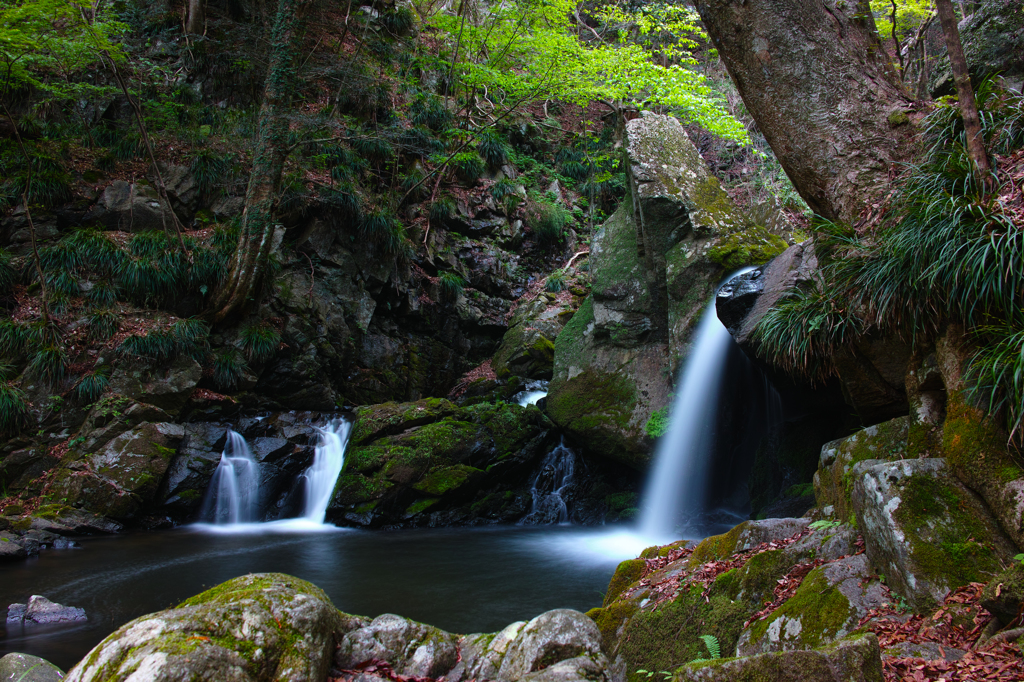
0,525 -> 656,671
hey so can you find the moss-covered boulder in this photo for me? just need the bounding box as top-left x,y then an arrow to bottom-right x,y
676,634 -> 884,682
813,417 -> 910,524
0,652 -> 65,682
851,457 -> 1018,611
65,573 -> 359,682
736,555 -> 885,655
549,113 -> 755,469
47,422 -> 183,521
981,563 -> 1024,626
108,355 -> 202,416
327,400 -> 571,527
492,292 -> 568,380
335,613 -> 459,678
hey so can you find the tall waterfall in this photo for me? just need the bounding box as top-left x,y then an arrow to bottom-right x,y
204,430 -> 260,524
298,420 -> 352,523
638,300 -> 734,539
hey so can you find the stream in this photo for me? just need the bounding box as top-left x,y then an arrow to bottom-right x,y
0,525 -> 652,671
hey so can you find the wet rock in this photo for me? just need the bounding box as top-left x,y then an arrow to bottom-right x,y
929,0 -> 1024,96
0,536 -> 28,561
689,517 -> 811,562
852,458 -> 1017,611
108,355 -> 202,416
7,595 -> 86,624
158,422 -> 229,514
28,506 -> 123,535
0,652 -> 65,682
497,609 -> 606,681
492,293 -> 566,380
335,614 -> 459,678
736,554 -> 886,654
65,573 -> 358,682
677,634 -> 884,682
0,448 -> 57,495
49,422 -> 184,521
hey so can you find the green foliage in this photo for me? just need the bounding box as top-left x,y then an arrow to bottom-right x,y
809,519 -> 842,532
239,323 -> 281,364
645,406 -> 670,438
545,269 -> 567,293
30,344 -> 67,384
692,634 -> 721,662
477,130 -> 510,168
0,248 -> 16,291
410,95 -> 452,132
117,319 -> 209,362
451,152 -> 486,182
491,178 -> 517,200
968,320 -> 1024,443
0,381 -> 30,436
429,195 -> 455,224
87,308 -> 119,340
189,148 -> 231,196
360,208 -> 408,255
172,318 -> 211,361
438,271 -> 465,302
212,347 -> 248,391
75,365 -> 110,404
531,200 -> 569,244
351,136 -> 395,164
86,280 -> 119,308
381,6 -> 415,36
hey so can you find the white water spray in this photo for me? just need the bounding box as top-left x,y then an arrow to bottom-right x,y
514,380 -> 549,407
206,430 -> 260,524
637,299 -> 734,540
299,420 -> 352,523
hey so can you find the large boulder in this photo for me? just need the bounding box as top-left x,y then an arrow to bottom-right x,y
48,422 -> 183,521
492,292 -> 568,380
851,457 -> 1017,611
87,180 -> 177,233
108,356 -> 202,416
0,653 -> 65,682
335,613 -> 459,678
65,573 -> 357,682
549,113 -> 756,469
676,634 -> 883,682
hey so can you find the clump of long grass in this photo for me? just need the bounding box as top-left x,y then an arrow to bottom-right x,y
360,208 -> 408,256
0,380 -> 30,436
239,323 -> 281,363
212,347 -> 248,390
438,272 -> 465,302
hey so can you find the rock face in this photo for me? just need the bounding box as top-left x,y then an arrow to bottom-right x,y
929,0 -> 1024,96
107,356 -> 202,416
548,113 -> 756,469
676,634 -> 884,682
0,652 -> 65,682
852,457 -> 1017,611
492,291 -> 571,380
66,573 -> 354,682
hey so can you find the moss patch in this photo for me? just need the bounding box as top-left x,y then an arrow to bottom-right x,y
351,398 -> 458,445
708,226 -> 788,271
546,366 -> 640,466
604,559 -> 646,606
412,464 -> 482,496
745,566 -> 855,650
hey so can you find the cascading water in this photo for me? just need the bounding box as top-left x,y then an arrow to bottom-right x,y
203,430 -> 260,524
520,439 -> 577,524
297,419 -> 352,523
637,300 -> 736,540
513,380 -> 549,407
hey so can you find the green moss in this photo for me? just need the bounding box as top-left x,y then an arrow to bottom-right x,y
333,472 -> 393,505
745,566 -> 855,649
587,599 -> 639,646
346,445 -> 418,474
644,407 -> 670,438
351,398 -> 458,445
606,492 -> 640,512
546,364 -> 640,465
689,523 -> 747,564
708,226 -> 788,271
605,559 -> 646,606
395,418 -> 481,462
179,489 -> 202,502
412,464 -> 482,496
405,498 -> 439,516
888,111 -> 910,126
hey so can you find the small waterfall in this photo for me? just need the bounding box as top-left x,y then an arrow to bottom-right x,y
204,430 -> 260,524
298,419 -> 352,523
521,439 -> 577,524
638,299 -> 734,539
513,380 -> 549,407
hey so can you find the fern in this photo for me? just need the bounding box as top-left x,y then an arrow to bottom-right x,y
691,634 -> 721,663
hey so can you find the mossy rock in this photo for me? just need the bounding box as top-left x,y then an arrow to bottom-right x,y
708,226 -> 789,271
412,464 -> 483,496
351,398 -> 458,445
68,573 -> 361,682
981,563 -> 1024,626
604,559 -> 646,607
852,457 -> 1018,611
813,417 -> 910,524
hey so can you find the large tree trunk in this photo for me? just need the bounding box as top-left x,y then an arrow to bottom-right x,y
207,0 -> 311,323
694,0 -> 917,225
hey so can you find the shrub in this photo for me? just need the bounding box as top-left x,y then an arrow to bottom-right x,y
239,323 -> 281,363
117,329 -> 177,361
411,96 -> 452,132
0,381 -> 30,436
172,318 -> 211,360
75,365 -> 110,404
351,136 -> 395,164
477,130 -> 510,168
381,6 -> 415,35
545,269 -> 566,293
0,248 -> 16,291
531,200 -> 568,244
490,178 -> 517,200
438,271 -> 465,302
212,347 -> 248,390
451,152 -> 486,183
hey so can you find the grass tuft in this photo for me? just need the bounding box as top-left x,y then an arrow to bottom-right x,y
239,324 -> 281,364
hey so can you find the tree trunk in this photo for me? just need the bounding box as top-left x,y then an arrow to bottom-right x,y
207,0 -> 311,323
935,0 -> 992,189
694,0 -> 917,226
185,0 -> 205,35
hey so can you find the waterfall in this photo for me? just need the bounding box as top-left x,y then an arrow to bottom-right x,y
638,299 -> 734,539
520,439 -> 577,524
204,430 -> 260,524
298,419 -> 352,523
514,380 -> 549,407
